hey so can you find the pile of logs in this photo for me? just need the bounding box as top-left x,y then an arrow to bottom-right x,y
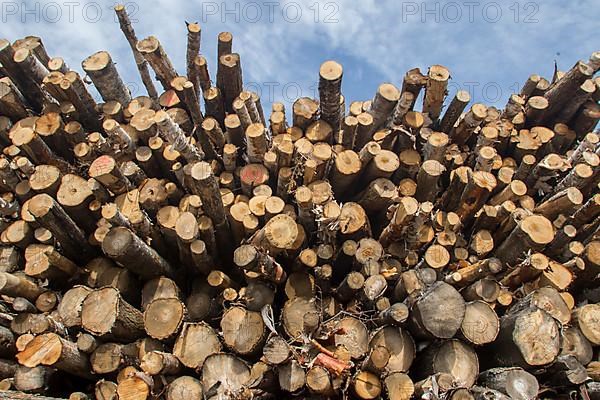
0,6 -> 599,400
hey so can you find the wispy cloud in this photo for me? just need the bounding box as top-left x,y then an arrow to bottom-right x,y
2,0 -> 598,113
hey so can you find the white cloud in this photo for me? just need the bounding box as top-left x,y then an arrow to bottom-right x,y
2,0 -> 598,111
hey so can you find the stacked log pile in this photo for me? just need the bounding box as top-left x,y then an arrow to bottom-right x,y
0,6 -> 598,400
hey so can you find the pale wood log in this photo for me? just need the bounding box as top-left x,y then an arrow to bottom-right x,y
368,83 -> 400,133
293,97 -> 319,130
415,159 -> 445,202
137,36 -> 178,90
415,340 -> 478,389
278,359 -> 306,393
154,110 -> 203,163
542,61 -> 594,121
216,53 -> 242,112
81,286 -> 144,342
221,306 -> 266,356
82,51 -> 131,105
203,86 -> 226,129
173,322 -> 220,369
166,376 -> 203,400
409,281 -> 465,339
494,215 -> 554,266
450,104 -> 487,145
13,366 -> 53,394
319,61 -> 343,134
478,368 -> 539,400
490,304 -> 560,367
94,380 -> 117,400
369,326 -> 415,373
114,5 -> 158,99
535,187 -> 583,221
11,128 -> 70,173
16,333 -> 91,379
102,227 -> 174,279
28,194 -> 92,262
352,370 -> 381,400
201,353 -> 251,398
460,300 -> 499,345
423,65 -> 450,121
143,297 -> 185,341
0,40 -> 46,111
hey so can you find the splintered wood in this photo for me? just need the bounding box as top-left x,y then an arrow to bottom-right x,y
0,8 -> 598,400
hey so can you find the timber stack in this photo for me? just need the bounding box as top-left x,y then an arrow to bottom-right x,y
0,5 -> 598,400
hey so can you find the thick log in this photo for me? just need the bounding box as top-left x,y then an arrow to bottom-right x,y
490,304 -> 560,368
319,61 -> 343,134
0,273 -> 42,302
494,215 -> 554,266
82,51 -> 130,105
137,36 -> 178,90
409,281 -> 466,339
143,297 -> 185,341
423,65 -> 450,121
415,340 -> 478,389
102,227 -> 174,279
81,287 -> 145,341
173,322 -> 220,369
28,194 -> 92,262
478,368 -> 539,400
201,354 -> 250,398
166,376 -> 203,400
16,333 -> 92,379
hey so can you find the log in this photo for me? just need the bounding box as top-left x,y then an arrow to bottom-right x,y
460,300 -> 499,345
319,61 -> 343,134
101,227 -> 174,279
415,340 -> 478,389
450,104 -> 487,145
574,303 -> 600,345
136,36 -> 178,90
13,366 -> 53,394
166,376 -> 203,400
172,322 -> 220,369
16,333 -> 92,378
423,65 -> 450,122
29,194 -> 93,260
0,273 -> 42,302
221,306 -> 266,356
143,297 -> 185,341
81,287 -> 145,341
154,110 -> 203,163
409,281 -> 466,339
82,51 -> 130,106
114,5 -> 158,100
490,304 -> 560,367
478,368 -> 539,400
369,326 -> 415,373
140,351 -> 180,375
494,215 -> 554,266
201,353 -> 250,399
217,53 -> 242,113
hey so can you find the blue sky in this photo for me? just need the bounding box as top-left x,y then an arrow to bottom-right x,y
2,0 -> 598,115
